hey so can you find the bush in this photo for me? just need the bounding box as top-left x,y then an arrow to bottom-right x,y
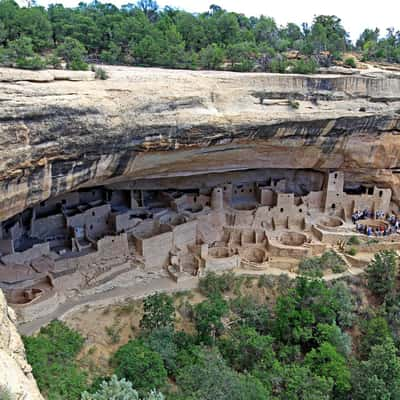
81,375 -> 164,400
176,348 -> 269,400
299,251 -> 347,276
46,53 -> 62,69
194,296 -> 229,344
320,251 -> 347,273
366,250 -> 398,300
140,293 -> 175,332
93,66 -> 109,80
344,57 -> 356,68
199,271 -> 236,297
229,295 -> 270,334
56,37 -> 88,71
218,326 -> 275,372
346,247 -> 357,256
23,320 -> 87,400
141,327 -> 179,375
288,99 -> 300,109
290,58 -> 319,74
298,256 -> 323,277
112,340 -> 167,395
16,54 -> 45,70
348,235 -> 361,245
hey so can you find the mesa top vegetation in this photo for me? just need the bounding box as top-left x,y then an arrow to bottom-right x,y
0,0 -> 399,72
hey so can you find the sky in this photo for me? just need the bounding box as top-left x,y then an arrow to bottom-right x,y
26,0 -> 400,42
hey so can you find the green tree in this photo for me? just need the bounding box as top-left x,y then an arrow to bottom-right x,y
16,6 -> 53,51
112,340 -> 167,395
366,250 -> 398,300
218,326 -> 275,372
358,316 -> 393,359
307,15 -> 349,59
56,36 -> 88,70
23,320 -> 87,400
229,295 -> 270,334
315,323 -> 352,356
352,338 -> 400,400
305,342 -> 351,397
176,348 -> 269,400
131,34 -> 161,65
199,43 -> 225,69
226,41 -> 257,71
266,362 -> 333,400
140,293 -> 175,332
141,327 -> 179,375
194,296 -> 229,344
273,277 -> 344,347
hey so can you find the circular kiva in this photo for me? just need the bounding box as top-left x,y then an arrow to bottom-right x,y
319,216 -> 344,228
279,231 -> 308,246
208,246 -> 231,258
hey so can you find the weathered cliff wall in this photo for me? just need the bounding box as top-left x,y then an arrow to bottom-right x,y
0,289 -> 43,399
1,66 -> 400,222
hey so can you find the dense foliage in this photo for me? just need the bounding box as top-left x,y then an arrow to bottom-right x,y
23,320 -> 87,400
0,0 -> 399,72
24,250 -> 400,399
81,375 -> 164,400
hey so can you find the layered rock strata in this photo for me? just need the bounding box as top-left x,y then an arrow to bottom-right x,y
1,66 -> 400,222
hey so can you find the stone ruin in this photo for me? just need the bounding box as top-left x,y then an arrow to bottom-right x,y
0,168 -> 397,319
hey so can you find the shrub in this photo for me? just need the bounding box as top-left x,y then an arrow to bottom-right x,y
348,235 -> 361,245
46,53 -> 62,69
288,99 -> 300,109
290,58 -> 318,74
176,349 -> 269,400
320,251 -> 347,273
56,37 -> 88,71
257,274 -> 274,288
140,293 -> 175,332
16,55 -> 45,70
93,66 -> 109,80
218,326 -> 275,372
366,250 -> 398,300
305,342 -> 351,397
112,340 -> 167,395
105,323 -> 121,344
23,320 -> 87,400
81,375 -> 164,400
199,271 -> 236,297
194,296 -> 229,344
300,251 -> 347,276
344,57 -> 356,68
346,247 -> 357,256
298,256 -> 323,277
141,327 -> 179,375
230,295 -> 270,333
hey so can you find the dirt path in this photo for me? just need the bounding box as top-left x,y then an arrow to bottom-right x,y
18,276 -> 198,336
17,266 -> 365,336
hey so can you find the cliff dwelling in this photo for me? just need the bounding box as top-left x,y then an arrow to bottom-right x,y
1,66 -> 400,327
0,167 -> 398,322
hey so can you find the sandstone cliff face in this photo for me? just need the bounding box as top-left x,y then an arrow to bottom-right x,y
0,289 -> 43,399
1,66 -> 400,221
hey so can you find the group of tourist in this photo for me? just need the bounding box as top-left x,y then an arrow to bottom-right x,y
352,209 -> 389,223
353,209 -> 400,237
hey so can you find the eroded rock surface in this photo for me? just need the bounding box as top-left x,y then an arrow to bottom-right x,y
1,66 -> 400,222
0,289 -> 44,399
